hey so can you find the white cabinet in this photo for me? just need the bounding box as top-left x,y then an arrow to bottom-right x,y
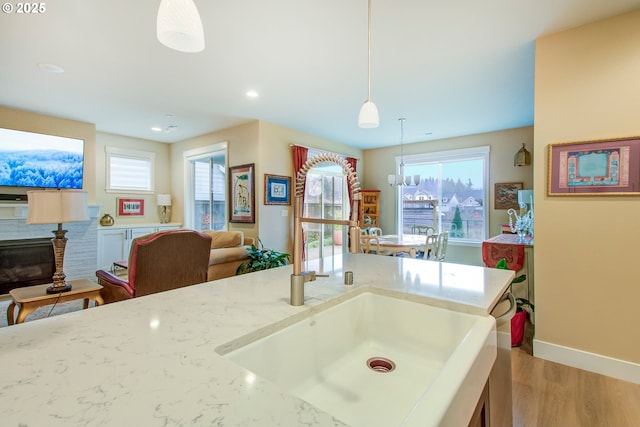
97,223 -> 181,269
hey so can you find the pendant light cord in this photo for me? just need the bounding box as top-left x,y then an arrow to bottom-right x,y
366,0 -> 372,102
399,118 -> 406,170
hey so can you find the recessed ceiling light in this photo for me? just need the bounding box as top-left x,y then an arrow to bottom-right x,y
246,90 -> 259,98
37,63 -> 65,73
151,126 -> 163,132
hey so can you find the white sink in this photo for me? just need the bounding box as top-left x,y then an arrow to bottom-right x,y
217,291 -> 496,427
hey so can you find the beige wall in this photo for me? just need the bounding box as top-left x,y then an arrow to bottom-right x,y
0,106 -> 96,202
95,132 -> 171,224
170,121 -> 260,238
535,10 -> 640,364
257,121 -> 363,254
362,126 -> 534,265
170,120 -> 362,256
0,107 -> 174,226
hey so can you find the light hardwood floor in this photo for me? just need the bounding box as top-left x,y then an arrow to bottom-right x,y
512,347 -> 640,427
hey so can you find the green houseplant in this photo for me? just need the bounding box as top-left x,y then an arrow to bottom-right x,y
495,258 -> 535,347
236,239 -> 290,275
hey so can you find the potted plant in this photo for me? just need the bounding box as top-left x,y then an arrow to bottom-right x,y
332,226 -> 343,245
236,239 -> 290,275
495,258 -> 535,347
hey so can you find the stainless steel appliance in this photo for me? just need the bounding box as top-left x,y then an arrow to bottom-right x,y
489,292 -> 516,427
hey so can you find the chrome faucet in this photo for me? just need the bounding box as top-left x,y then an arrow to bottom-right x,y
290,153 -> 361,306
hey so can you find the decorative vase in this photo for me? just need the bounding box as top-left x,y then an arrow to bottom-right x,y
507,207 -> 533,241
100,214 -> 115,226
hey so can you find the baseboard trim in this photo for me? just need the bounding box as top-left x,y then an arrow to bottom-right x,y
533,339 -> 640,384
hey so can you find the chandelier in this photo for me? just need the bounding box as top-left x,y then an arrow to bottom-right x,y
388,118 -> 420,186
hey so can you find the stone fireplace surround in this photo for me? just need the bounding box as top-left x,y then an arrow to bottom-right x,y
0,203 -> 99,291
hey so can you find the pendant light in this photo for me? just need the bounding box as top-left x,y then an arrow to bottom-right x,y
388,118 -> 420,186
157,0 -> 205,53
358,0 -> 379,128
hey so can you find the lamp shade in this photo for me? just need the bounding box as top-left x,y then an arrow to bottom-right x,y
358,101 -> 379,128
26,190 -> 89,224
157,0 -> 205,53
157,193 -> 172,206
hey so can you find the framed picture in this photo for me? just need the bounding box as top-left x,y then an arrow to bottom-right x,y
117,198 -> 144,216
264,174 -> 291,205
548,136 -> 640,196
229,163 -> 255,223
494,182 -> 523,210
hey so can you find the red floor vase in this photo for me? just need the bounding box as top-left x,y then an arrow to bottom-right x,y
511,309 -> 527,347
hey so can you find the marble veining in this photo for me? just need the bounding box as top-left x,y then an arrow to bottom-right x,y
0,253 -> 513,426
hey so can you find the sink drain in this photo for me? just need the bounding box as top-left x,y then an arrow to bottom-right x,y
366,357 -> 396,373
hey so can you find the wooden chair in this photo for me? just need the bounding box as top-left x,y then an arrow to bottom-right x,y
96,229 -> 212,303
368,227 -> 382,236
411,225 -> 435,236
423,231 -> 449,261
360,235 -> 380,254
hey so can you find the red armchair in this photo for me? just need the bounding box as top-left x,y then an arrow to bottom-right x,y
96,229 -> 212,304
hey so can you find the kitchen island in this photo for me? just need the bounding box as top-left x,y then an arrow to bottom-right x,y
0,253 -> 513,426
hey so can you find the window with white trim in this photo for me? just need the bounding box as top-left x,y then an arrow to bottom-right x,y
398,146 -> 490,243
106,146 -> 155,192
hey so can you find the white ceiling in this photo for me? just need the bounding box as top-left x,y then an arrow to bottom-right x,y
1,1 -> 639,149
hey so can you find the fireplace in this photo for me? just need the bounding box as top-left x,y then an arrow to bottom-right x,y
0,238 -> 55,294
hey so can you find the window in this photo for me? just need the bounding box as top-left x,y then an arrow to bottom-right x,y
106,146 -> 155,192
302,148 -> 351,260
303,165 -> 348,260
183,142 -> 228,231
398,146 -> 489,244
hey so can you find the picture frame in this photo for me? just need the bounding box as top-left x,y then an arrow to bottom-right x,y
229,163 -> 255,223
494,182 -> 523,210
548,136 -> 640,196
264,174 -> 291,205
117,198 -> 144,217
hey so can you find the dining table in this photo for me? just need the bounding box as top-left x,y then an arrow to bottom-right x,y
376,234 -> 427,258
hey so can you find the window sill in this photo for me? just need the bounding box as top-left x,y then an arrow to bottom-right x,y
448,239 -> 482,248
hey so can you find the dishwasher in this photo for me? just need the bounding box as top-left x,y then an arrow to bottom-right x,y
489,291 -> 516,427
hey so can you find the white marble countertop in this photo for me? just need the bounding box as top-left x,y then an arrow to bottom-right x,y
0,254 -> 513,426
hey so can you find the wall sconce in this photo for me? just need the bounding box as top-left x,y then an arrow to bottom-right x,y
514,143 -> 531,167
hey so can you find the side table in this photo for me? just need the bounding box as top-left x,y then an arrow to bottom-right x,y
6,279 -> 104,325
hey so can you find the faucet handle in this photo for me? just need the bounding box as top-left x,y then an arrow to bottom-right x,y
301,270 -> 317,283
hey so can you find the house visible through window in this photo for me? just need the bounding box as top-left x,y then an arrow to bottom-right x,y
106,146 -> 155,192
399,146 -> 489,243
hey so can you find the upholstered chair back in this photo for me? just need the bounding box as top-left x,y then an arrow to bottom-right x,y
97,229 -> 212,303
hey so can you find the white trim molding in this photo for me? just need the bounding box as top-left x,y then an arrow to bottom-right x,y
534,339 -> 640,384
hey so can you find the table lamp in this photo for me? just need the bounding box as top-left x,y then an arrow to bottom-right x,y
26,189 -> 89,294
157,193 -> 172,224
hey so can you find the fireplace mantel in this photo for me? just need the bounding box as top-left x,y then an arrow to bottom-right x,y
0,203 -> 100,220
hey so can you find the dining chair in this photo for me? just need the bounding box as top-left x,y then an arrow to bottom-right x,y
423,231 -> 449,261
360,235 -> 380,254
411,225 -> 435,236
368,227 -> 382,236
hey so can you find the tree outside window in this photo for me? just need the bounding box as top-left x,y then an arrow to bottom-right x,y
398,147 -> 489,243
